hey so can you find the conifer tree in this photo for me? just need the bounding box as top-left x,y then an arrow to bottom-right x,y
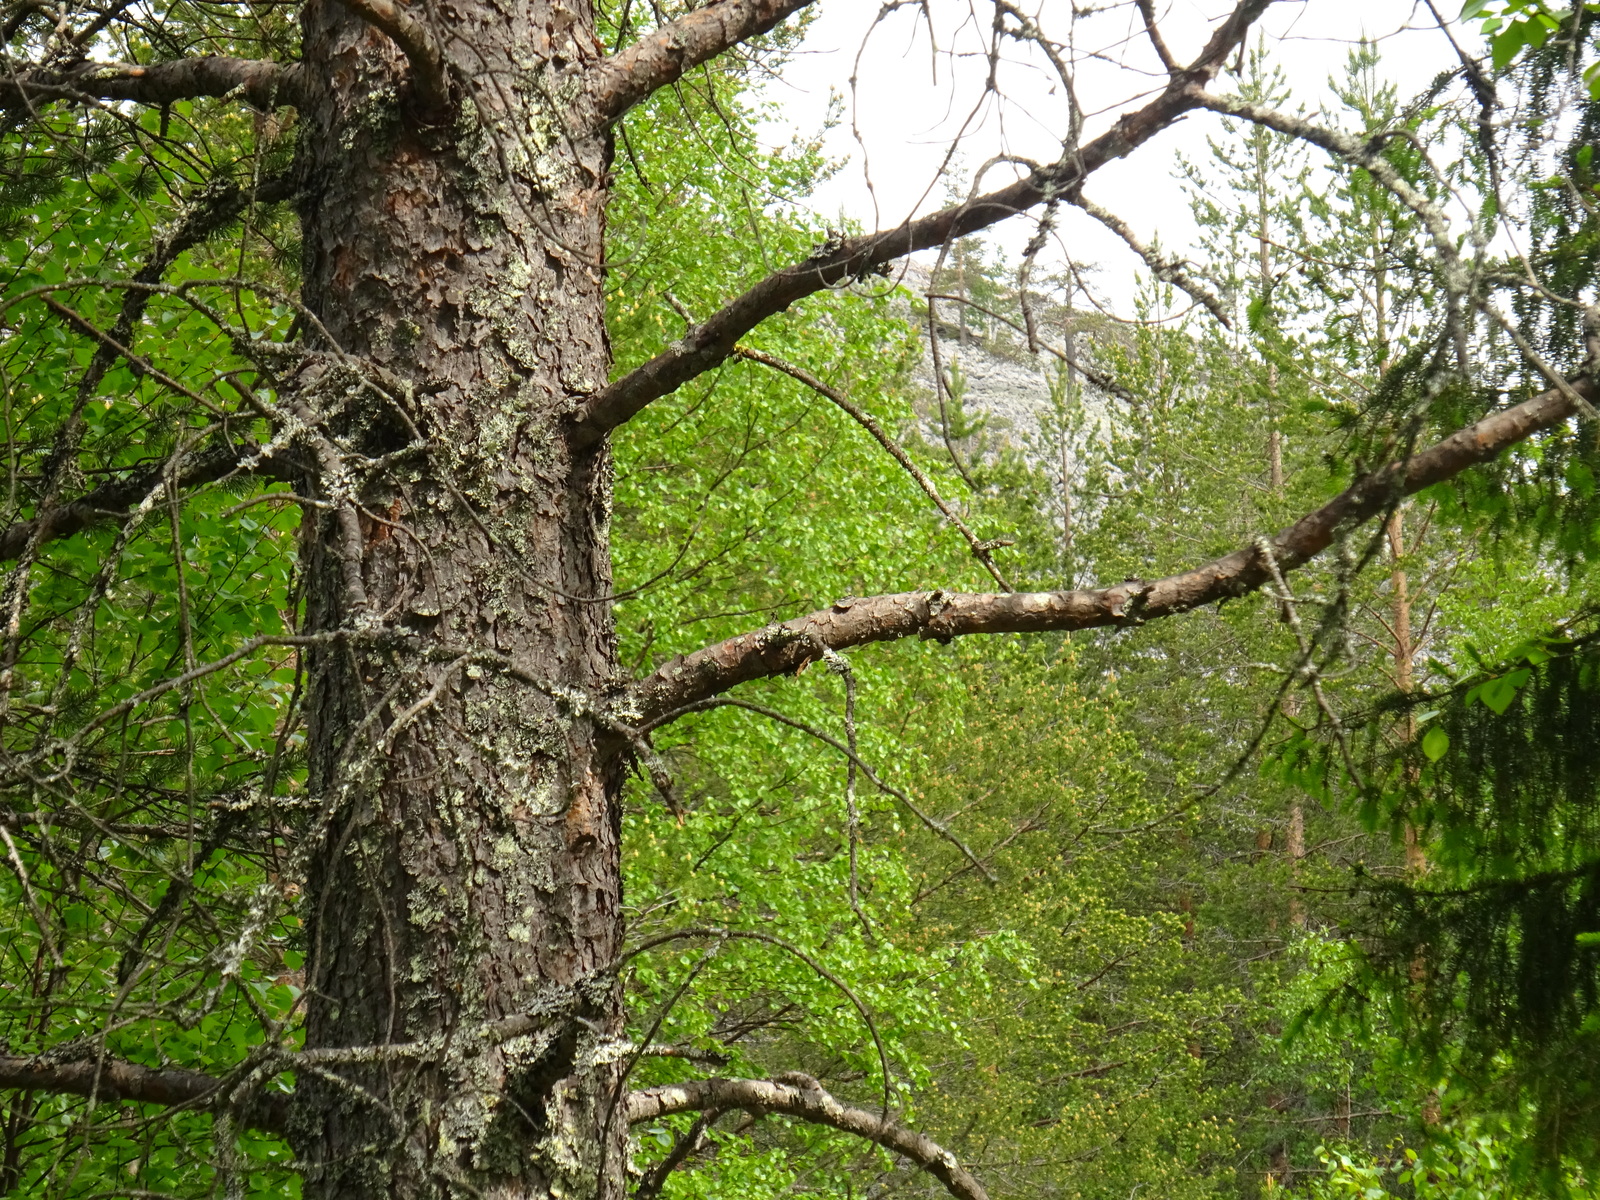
0,3 -> 1595,1199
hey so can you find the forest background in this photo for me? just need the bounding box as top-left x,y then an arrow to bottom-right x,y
0,1 -> 1598,1199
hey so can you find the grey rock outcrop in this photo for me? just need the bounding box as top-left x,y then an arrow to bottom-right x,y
896,260 -> 1116,459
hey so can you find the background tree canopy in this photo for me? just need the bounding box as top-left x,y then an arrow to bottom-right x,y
0,1 -> 1597,1199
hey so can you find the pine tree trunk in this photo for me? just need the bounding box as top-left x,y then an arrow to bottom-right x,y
1286,798 -> 1305,928
287,3 -> 625,1196
1060,306 -> 1076,578
1387,509 -> 1425,878
1257,128 -> 1283,498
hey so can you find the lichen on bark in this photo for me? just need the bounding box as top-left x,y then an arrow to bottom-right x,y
284,1 -> 627,1196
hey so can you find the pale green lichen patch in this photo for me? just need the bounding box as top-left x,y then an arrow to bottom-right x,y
340,84 -> 403,157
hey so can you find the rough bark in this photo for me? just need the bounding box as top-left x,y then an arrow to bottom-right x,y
633,374 -> 1595,725
287,1 -> 624,1196
328,0 -> 449,110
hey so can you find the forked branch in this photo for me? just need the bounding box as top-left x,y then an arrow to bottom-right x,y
566,0 -> 1275,448
584,0 -> 818,129
630,374 -> 1596,724
627,1076 -> 988,1200
328,0 -> 448,111
1190,89 -> 1458,264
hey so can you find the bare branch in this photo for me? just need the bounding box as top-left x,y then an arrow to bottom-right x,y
733,347 -> 1012,589
43,296 -> 229,415
635,1109 -> 721,1200
622,927 -> 894,1117
584,0 -> 817,130
0,1053 -> 288,1134
328,0 -> 448,112
1069,192 -> 1231,327
1135,0 -> 1181,74
566,0 -> 1275,449
0,441 -> 301,562
629,374 -> 1596,724
626,1076 -> 988,1200
642,695 -> 998,883
0,56 -> 307,112
640,1045 -> 732,1067
0,172 -> 299,562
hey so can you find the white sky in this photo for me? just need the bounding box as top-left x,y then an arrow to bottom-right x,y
759,1 -> 1471,312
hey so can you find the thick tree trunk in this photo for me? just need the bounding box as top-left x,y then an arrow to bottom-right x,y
288,2 -> 625,1196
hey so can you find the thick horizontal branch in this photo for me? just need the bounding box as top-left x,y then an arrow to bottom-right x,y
0,1053 -> 288,1134
630,375 -> 1595,724
585,0 -> 817,129
567,0 -> 1274,448
0,56 -> 307,112
626,1077 -> 987,1200
0,441 -> 302,562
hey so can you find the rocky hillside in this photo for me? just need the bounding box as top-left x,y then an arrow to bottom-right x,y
896,260 -> 1118,457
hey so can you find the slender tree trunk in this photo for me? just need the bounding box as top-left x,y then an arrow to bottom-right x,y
1391,510 -> 1440,1121
289,4 -> 625,1197
1257,127 -> 1283,497
1390,505 -> 1431,993
1255,137 -> 1299,923
1267,408 -> 1283,493
1388,508 -> 1424,885
1374,213 -> 1390,383
1060,435 -> 1074,570
954,255 -> 966,347
1387,512 -> 1413,695
1061,304 -> 1077,578
1286,799 -> 1305,928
